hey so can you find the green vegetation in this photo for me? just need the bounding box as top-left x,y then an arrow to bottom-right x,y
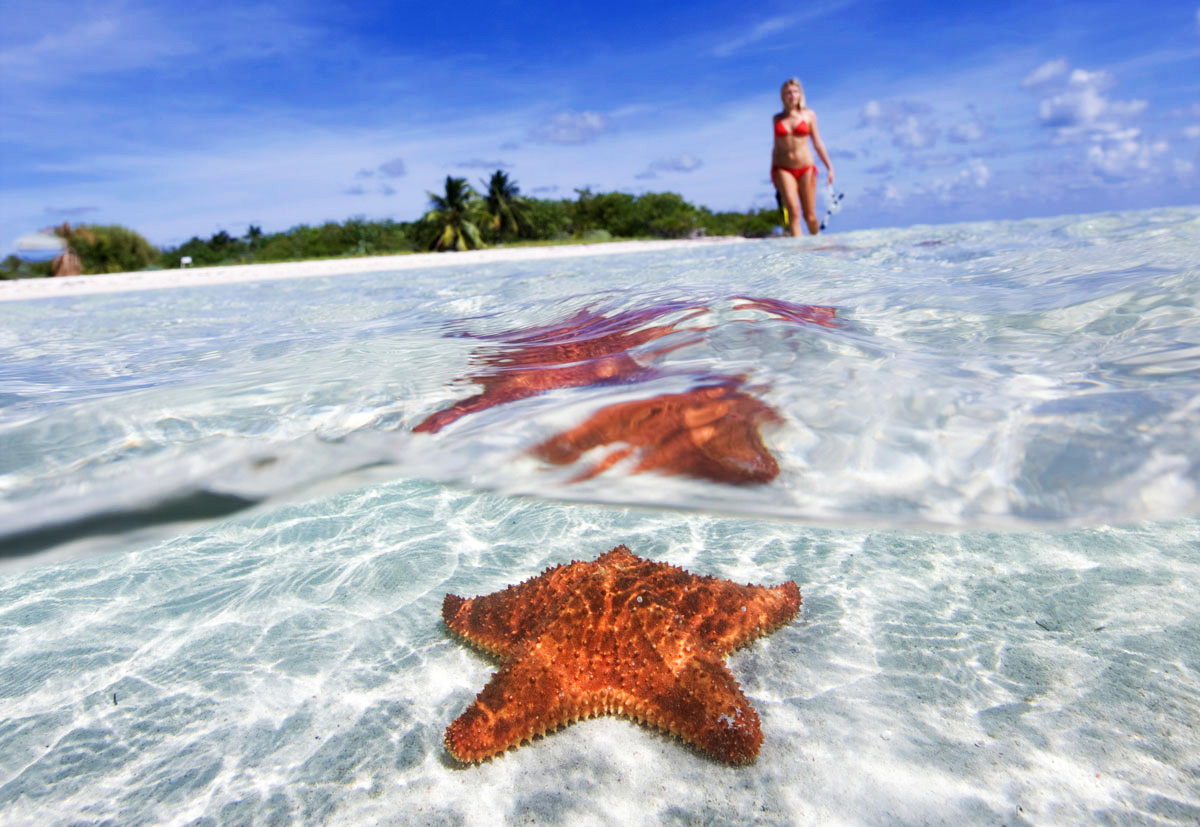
2,255 -> 49,280
170,219 -> 414,267
2,223 -> 158,279
481,170 -> 530,242
3,170 -> 786,279
73,224 -> 159,273
419,176 -> 487,251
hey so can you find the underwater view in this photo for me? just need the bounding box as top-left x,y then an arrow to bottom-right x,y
1,207 -> 1199,824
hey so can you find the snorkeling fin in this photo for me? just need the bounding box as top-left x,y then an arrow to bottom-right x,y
819,185 -> 844,232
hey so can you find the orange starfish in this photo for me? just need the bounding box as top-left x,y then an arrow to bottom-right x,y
443,545 -> 801,764
414,304 -> 706,434
532,381 -> 782,484
732,296 -> 839,328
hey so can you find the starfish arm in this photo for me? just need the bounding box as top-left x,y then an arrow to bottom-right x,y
445,653 -> 576,763
671,579 -> 801,657
442,562 -> 583,658
533,395 -> 680,468
533,421 -> 606,465
569,445 -> 637,483
622,656 -> 763,764
731,296 -> 839,327
413,393 -> 492,434
689,418 -> 781,483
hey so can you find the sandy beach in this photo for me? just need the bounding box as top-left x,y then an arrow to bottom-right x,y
0,237 -> 752,303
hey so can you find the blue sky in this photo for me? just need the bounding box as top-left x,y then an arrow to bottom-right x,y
3,0 -> 1199,249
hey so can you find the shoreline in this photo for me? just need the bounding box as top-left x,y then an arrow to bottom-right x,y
0,237 -> 753,302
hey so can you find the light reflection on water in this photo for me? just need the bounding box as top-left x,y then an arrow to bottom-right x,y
2,207 -> 1198,554
0,208 -> 1198,824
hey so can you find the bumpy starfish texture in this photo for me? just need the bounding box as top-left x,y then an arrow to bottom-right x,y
443,545 -> 801,764
532,381 -> 782,484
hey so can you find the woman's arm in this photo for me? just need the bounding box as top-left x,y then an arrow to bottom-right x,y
809,114 -> 835,186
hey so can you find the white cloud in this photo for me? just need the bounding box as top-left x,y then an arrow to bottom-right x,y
651,154 -> 704,173
712,15 -> 794,57
897,159 -> 994,209
636,153 -> 703,180
1067,68 -> 1114,90
860,100 -> 883,123
863,183 -> 905,206
0,12 -> 190,84
0,3 -> 317,89
949,119 -> 986,143
1034,63 -> 1147,138
711,3 -> 857,57
892,115 -> 938,149
529,111 -> 610,144
859,100 -> 939,149
1185,125 -> 1200,139
1107,99 -> 1150,118
965,158 -> 991,187
1174,159 -> 1195,177
1021,58 -> 1068,88
1039,85 -> 1109,128
1086,129 -> 1168,182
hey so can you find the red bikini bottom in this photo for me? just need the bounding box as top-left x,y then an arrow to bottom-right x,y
772,165 -> 817,182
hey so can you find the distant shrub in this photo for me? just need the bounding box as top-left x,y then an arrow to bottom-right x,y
521,198 -> 573,240
68,225 -> 159,274
634,192 -> 697,238
2,254 -> 51,280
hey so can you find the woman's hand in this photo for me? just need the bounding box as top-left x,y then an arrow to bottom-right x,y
827,169 -> 835,187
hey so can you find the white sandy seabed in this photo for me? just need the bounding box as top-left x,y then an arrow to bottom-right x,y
1,480 -> 1198,826
0,238 -> 751,302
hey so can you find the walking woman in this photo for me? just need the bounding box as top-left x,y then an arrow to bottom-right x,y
771,78 -> 834,236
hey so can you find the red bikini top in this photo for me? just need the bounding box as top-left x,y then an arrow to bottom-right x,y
774,117 -> 811,137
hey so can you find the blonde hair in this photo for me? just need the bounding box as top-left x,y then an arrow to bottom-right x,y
781,77 -> 805,108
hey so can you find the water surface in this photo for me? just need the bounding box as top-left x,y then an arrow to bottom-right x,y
1,208 -> 1198,824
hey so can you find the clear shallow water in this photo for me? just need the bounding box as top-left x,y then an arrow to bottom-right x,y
1,207 -> 1199,824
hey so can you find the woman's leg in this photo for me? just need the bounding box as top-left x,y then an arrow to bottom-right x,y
772,168 -> 803,237
799,168 -> 820,234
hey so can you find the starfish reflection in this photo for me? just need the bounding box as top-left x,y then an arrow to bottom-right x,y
414,304 -> 707,434
533,380 -> 782,485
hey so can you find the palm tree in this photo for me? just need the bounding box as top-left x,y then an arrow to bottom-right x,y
421,176 -> 485,251
481,170 -> 528,241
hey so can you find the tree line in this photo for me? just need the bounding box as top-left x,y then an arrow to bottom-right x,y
3,171 -> 782,278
